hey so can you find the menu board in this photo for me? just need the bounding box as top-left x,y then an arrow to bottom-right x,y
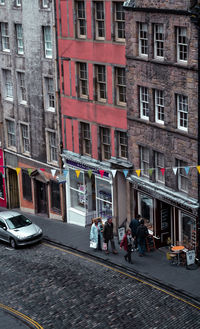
161,207 -> 169,230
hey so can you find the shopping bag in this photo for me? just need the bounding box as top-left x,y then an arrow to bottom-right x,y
90,241 -> 97,249
103,242 -> 107,251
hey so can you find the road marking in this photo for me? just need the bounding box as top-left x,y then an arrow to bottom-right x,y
0,303 -> 43,329
43,242 -> 200,311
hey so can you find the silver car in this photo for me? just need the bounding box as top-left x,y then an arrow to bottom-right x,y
0,211 -> 43,248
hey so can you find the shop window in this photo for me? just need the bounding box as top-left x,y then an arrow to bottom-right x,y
22,169 -> 32,201
180,212 -> 196,250
50,180 -> 61,211
0,172 -> 4,199
69,169 -> 86,212
138,193 -> 153,231
96,177 -> 112,220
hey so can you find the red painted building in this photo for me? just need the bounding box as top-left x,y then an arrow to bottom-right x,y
0,149 -> 6,208
56,0 -> 132,227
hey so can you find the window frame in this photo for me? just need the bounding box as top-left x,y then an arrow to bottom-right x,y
80,122 -> 91,156
15,0 -> 22,7
138,22 -> 148,57
177,27 -> 188,63
22,169 -> 32,202
114,2 -> 125,42
155,89 -> 164,124
154,24 -> 164,60
77,62 -> 88,98
140,146 -> 149,178
45,77 -> 55,111
76,1 -> 86,39
15,24 -> 24,55
1,22 -> 10,52
115,67 -> 126,106
47,130 -> 57,163
94,1 -> 105,40
155,151 -> 165,184
95,64 -> 107,102
118,131 -> 128,159
50,180 -> 61,212
42,0 -> 49,8
139,86 -> 149,120
20,123 -> 30,155
6,120 -> 16,149
43,26 -> 52,59
17,72 -> 27,103
177,159 -> 188,193
177,94 -> 188,132
0,0 -> 5,5
4,69 -> 13,100
100,127 -> 111,160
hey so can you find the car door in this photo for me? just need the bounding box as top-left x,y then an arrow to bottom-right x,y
0,218 -> 9,242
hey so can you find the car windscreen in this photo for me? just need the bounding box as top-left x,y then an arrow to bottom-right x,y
5,215 -> 32,229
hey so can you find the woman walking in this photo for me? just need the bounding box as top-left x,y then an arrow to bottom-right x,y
120,229 -> 133,264
90,217 -> 103,251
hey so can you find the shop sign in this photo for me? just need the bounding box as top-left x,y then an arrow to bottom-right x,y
66,159 -> 109,177
186,250 -> 195,266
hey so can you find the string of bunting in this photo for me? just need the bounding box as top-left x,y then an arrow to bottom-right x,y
1,165 -> 200,183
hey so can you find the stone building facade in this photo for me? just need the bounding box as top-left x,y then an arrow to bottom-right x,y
124,0 -> 199,250
0,0 -> 63,219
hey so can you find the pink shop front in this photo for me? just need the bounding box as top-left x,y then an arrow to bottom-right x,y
0,149 -> 7,208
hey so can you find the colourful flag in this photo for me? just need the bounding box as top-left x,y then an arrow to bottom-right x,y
51,169 -> 56,177
123,170 -> 129,178
149,168 -> 153,176
75,170 -> 80,178
160,168 -> 165,176
197,166 -> 200,174
111,170 -> 117,178
99,170 -> 104,178
88,170 -> 92,178
16,168 -> 21,176
40,168 -> 45,172
63,169 -> 68,177
184,167 -> 190,175
136,169 -> 141,177
173,167 -> 177,175
27,168 -> 33,176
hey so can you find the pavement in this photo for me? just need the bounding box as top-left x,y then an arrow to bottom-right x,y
1,207 -> 200,304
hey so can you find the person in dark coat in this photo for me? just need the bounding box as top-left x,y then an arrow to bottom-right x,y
103,217 -> 118,254
120,229 -> 133,264
136,219 -> 149,256
129,214 -> 141,249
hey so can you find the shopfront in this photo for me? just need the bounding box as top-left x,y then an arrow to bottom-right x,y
66,163 -> 113,227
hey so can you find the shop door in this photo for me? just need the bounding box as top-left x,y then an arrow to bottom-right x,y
160,202 -> 171,246
36,181 -> 47,214
8,169 -> 19,209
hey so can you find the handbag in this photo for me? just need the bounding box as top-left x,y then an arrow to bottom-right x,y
103,242 -> 107,251
90,240 -> 97,249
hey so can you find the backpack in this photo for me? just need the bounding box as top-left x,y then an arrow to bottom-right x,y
138,225 -> 148,238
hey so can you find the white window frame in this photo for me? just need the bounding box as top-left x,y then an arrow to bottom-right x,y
20,124 -> 30,154
81,122 -> 91,156
118,131 -> 128,159
76,1 -> 86,39
46,130 -> 57,163
43,26 -> 52,59
139,86 -> 149,120
101,127 -> 111,160
77,62 -> 88,98
179,211 -> 196,249
140,147 -> 149,178
155,89 -> 164,124
94,1 -> 105,40
16,0 -> 22,7
139,23 -> 148,57
1,22 -> 10,52
0,0 -> 5,5
18,72 -> 27,104
45,77 -> 55,111
95,176 -> 113,220
177,94 -> 188,131
115,67 -> 126,106
154,24 -> 164,60
95,65 -> 107,102
177,159 -> 188,193
177,27 -> 188,63
4,70 -> 13,100
42,0 -> 48,8
6,120 -> 16,149
114,2 -> 125,42
16,24 -> 24,55
155,151 -> 165,184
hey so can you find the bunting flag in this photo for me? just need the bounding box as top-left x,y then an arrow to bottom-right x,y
197,166 -> 200,174
16,168 -> 21,176
40,168 -> 45,172
27,168 -> 33,176
184,166 -> 190,175
136,169 -> 141,177
75,170 -> 80,178
160,168 -> 165,176
123,169 -> 129,178
149,168 -> 153,176
88,170 -> 92,178
111,170 -> 117,178
51,169 -> 56,177
63,169 -> 68,177
99,170 -> 104,178
173,167 -> 178,175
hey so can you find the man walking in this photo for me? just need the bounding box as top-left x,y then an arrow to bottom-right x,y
129,214 -> 141,249
103,217 -> 118,254
136,219 -> 149,257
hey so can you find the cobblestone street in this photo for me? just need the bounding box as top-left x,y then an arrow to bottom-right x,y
0,242 -> 200,329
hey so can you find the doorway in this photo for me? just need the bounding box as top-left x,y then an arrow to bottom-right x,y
160,202 -> 171,246
8,168 -> 19,209
36,180 -> 47,214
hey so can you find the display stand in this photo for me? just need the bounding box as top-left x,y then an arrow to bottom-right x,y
146,235 -> 156,252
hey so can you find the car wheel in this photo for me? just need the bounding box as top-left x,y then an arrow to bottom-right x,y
10,238 -> 17,249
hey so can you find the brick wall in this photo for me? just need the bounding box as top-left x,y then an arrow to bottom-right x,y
133,0 -> 194,10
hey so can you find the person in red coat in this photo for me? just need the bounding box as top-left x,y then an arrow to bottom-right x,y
120,229 -> 133,264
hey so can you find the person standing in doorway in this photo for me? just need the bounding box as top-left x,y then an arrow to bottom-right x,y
136,219 -> 149,257
103,217 -> 118,254
129,214 -> 141,250
120,229 -> 134,264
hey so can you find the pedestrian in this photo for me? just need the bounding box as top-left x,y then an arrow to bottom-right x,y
136,219 -> 149,257
90,217 -> 103,251
120,229 -> 133,264
103,217 -> 118,254
129,214 -> 141,249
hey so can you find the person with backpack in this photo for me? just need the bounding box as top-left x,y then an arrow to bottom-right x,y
136,219 -> 149,257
